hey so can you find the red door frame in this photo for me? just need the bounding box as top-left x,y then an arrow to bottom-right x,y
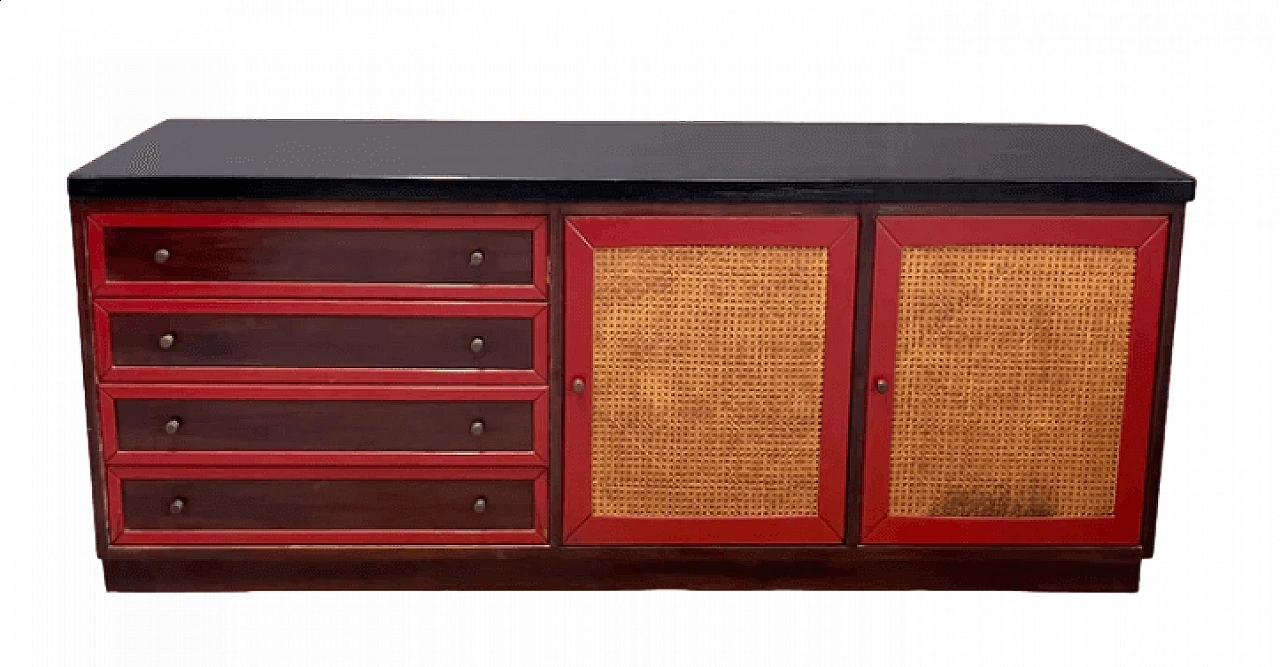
562,216 -> 858,545
99,384 -> 549,467
106,466 -> 549,546
86,212 -> 548,300
861,216 -> 1169,545
93,299 -> 548,384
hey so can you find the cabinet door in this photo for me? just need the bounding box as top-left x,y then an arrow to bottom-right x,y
563,216 -> 858,544
862,216 -> 1168,545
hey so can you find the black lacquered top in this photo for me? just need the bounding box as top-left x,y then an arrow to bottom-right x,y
68,120 -> 1195,202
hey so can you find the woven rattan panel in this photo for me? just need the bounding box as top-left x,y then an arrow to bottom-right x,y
889,245 -> 1136,518
591,246 -> 828,517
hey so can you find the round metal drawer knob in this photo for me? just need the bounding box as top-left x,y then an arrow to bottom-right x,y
164,418 -> 181,435
875,378 -> 890,394
153,248 -> 171,264
168,498 -> 186,515
571,377 -> 586,394
158,333 -> 176,350
470,337 -> 485,354
473,497 -> 487,514
470,250 -> 485,267
470,420 -> 485,437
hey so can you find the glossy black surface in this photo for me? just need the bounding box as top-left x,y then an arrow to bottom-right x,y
69,121 -> 1195,202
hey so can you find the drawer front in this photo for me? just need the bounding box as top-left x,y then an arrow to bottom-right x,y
94,300 -> 548,384
110,314 -> 531,368
105,228 -> 533,284
116,399 -> 533,451
87,213 -> 548,299
122,479 -> 534,530
99,385 -> 549,466
106,468 -> 549,545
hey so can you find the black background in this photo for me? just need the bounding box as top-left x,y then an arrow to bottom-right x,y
0,7 -> 1239,655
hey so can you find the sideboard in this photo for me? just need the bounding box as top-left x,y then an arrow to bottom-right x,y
68,121 -> 1194,591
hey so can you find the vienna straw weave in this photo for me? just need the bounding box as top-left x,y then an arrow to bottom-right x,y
587,243 -> 1135,519
889,245 -> 1137,518
591,246 -> 829,517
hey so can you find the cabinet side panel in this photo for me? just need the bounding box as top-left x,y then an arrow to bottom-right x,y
70,200 -> 109,557
1141,206 -> 1185,557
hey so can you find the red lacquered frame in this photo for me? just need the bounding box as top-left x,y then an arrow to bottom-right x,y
99,384 -> 549,467
86,213 -> 549,300
562,216 -> 859,545
106,466 -> 549,545
861,216 -> 1169,545
92,299 -> 549,384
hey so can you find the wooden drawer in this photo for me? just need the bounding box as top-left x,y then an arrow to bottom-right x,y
93,299 -> 548,384
106,467 -> 549,545
87,213 -> 548,300
99,385 -> 548,466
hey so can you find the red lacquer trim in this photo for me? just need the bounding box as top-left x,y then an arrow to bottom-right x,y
532,306 -> 549,381
532,470 -> 550,541
568,216 -> 852,248
95,298 -> 545,317
100,384 -> 548,401
106,471 -> 124,542
113,529 -> 546,546
1113,223 -> 1168,537
87,213 -> 547,230
109,451 -> 546,468
861,216 -> 1168,545
531,391 -> 550,465
105,466 -> 549,545
92,302 -> 114,378
562,216 -> 857,545
817,224 -> 858,537
531,216 -> 549,298
566,516 -> 841,545
104,367 -> 545,385
96,283 -> 548,301
86,215 -> 108,295
882,215 -> 1164,247
861,517 -> 1138,544
860,226 -> 903,540
98,385 -> 550,467
93,300 -> 548,385
98,385 -> 121,463
562,223 -> 595,539
86,213 -> 548,300
108,466 -> 547,480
